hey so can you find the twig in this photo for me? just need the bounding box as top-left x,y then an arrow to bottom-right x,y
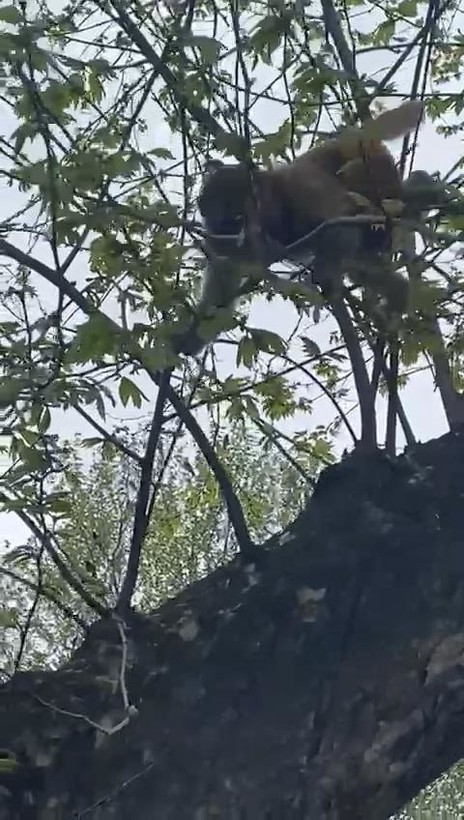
282,354 -> 358,446
74,404 -> 143,465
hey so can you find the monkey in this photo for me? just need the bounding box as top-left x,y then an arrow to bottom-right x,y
178,100 -> 426,355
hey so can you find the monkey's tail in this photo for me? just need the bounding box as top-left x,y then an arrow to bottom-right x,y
340,100 -> 425,158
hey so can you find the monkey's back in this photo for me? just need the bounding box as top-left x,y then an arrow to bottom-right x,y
268,137 -> 404,242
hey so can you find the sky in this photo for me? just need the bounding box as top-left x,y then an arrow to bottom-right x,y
0,1 -> 462,548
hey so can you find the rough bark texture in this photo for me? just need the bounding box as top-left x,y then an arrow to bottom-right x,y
3,430 -> 464,819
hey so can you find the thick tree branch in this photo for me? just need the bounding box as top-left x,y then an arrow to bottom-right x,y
3,432 -> 464,818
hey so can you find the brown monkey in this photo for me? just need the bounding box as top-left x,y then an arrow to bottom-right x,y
200,100 -> 424,250
179,100 -> 425,354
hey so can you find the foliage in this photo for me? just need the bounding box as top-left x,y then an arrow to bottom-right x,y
393,761 -> 464,819
0,422 -> 319,673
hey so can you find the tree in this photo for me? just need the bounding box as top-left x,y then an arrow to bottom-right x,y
1,0 -> 464,815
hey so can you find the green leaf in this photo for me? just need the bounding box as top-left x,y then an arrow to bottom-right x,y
248,328 -> 285,355
254,122 -> 292,161
397,0 -> 417,15
248,15 -> 290,63
119,376 -> 143,408
0,607 -> 19,628
148,147 -> 175,160
301,337 -> 321,357
0,378 -> 22,408
186,35 -> 222,65
0,5 -> 22,24
12,123 -> 37,155
0,754 -> 19,774
372,19 -> 396,45
81,437 -> 105,448
236,336 -> 258,368
48,496 -> 73,514
214,131 -> 249,161
67,314 -> 119,364
38,406 -> 51,433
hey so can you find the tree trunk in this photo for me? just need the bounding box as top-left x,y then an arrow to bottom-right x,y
3,430 -> 464,819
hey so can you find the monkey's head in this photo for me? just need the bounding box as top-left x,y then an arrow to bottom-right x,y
198,160 -> 258,236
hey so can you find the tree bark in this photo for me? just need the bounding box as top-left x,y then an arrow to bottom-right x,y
3,430 -> 464,819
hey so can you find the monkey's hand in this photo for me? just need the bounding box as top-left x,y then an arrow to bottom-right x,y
175,305 -> 239,356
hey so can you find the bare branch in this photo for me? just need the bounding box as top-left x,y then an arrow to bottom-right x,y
74,405 -> 143,465
329,296 -> 377,451
117,370 -> 171,612
424,315 -> 464,431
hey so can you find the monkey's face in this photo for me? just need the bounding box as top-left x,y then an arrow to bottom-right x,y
198,162 -> 254,236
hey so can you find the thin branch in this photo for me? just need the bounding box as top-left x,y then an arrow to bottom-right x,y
385,342 -> 399,456
0,491 -> 108,616
117,370 -> 171,612
329,295 -> 377,451
74,404 -> 143,465
0,566 -> 87,628
162,381 -> 256,558
282,354 -> 358,447
347,297 -> 416,447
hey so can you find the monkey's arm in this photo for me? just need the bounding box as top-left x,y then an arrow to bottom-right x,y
175,251 -> 253,356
